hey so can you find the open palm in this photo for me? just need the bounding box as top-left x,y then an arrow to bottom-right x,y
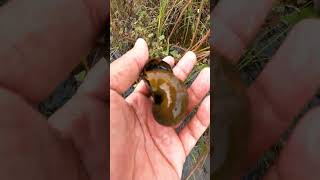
110,39 -> 210,180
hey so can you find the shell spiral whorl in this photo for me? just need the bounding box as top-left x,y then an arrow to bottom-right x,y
142,59 -> 188,126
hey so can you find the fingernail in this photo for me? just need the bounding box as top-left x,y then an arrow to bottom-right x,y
134,38 -> 145,48
162,56 -> 175,67
204,96 -> 210,114
206,96 -> 210,110
185,51 -> 197,60
203,67 -> 210,81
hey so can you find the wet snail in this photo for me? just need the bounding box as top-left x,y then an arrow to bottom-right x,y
141,59 -> 188,127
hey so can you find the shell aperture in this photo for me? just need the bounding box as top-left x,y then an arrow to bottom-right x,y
142,59 -> 188,126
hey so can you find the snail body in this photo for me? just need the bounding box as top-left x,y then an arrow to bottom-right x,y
142,59 -> 188,126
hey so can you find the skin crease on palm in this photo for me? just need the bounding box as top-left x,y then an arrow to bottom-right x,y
110,40 -> 210,180
214,0 -> 320,179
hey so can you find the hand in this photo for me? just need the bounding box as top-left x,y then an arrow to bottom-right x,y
110,39 -> 210,180
214,1 -> 320,179
0,0 -> 107,179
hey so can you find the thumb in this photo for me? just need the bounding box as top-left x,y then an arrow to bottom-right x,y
110,38 -> 149,94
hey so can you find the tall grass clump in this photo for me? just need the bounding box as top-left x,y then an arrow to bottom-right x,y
111,0 -> 210,63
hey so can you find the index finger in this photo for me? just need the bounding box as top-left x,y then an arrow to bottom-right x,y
110,38 -> 149,94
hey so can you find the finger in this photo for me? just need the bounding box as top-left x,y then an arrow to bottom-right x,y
110,38 -> 149,94
0,0 -> 107,103
212,17 -> 246,62
263,107 -> 320,180
163,56 -> 176,67
50,58 -> 107,126
131,52 -> 202,111
247,19 -> 320,163
173,51 -> 197,81
213,0 -> 275,63
186,67 -> 210,113
77,58 -> 107,101
131,56 -> 175,96
49,58 -> 108,179
179,95 -> 210,155
168,67 -> 210,129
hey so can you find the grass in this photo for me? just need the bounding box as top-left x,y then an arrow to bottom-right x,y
185,130 -> 210,180
111,0 -> 210,61
111,0 -> 210,179
157,0 -> 169,37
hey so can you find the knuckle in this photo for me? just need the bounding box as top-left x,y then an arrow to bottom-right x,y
110,90 -> 123,106
110,70 -> 124,93
187,122 -> 199,140
174,66 -> 188,80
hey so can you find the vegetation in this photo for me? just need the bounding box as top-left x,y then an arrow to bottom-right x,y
111,0 -> 210,61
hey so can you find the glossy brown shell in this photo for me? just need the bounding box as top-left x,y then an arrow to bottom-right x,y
142,59 -> 188,126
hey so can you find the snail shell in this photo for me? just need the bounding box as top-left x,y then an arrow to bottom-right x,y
142,59 -> 188,126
